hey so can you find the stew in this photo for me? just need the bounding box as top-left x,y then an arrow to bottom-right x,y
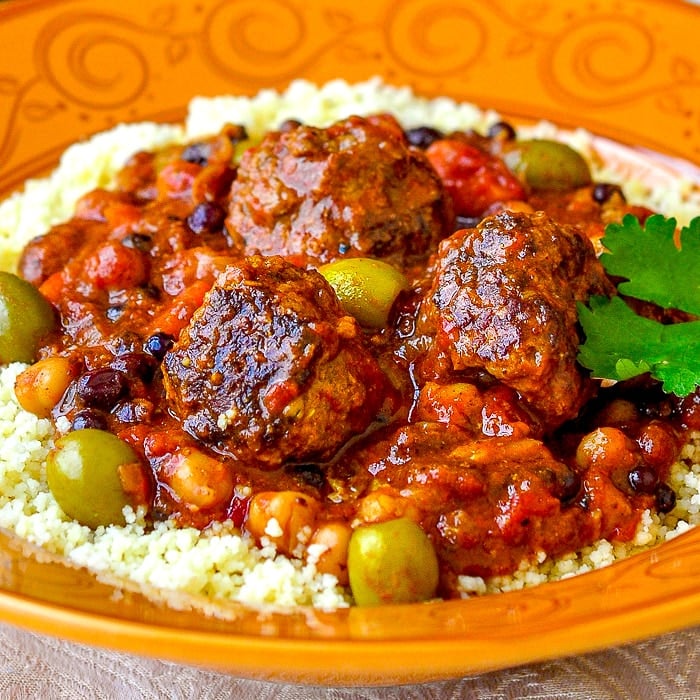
12,113 -> 697,602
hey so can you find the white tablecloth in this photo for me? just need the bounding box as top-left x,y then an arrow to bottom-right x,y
1,622 -> 698,699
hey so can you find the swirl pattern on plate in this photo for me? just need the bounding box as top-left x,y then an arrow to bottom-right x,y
34,12 -> 152,109
383,0 -> 487,75
200,0 -> 310,83
0,0 -> 699,196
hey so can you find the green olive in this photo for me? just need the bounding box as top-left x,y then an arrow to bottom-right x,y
318,258 -> 409,328
503,139 -> 592,190
0,271 -> 56,364
347,518 -> 439,606
46,428 -> 139,529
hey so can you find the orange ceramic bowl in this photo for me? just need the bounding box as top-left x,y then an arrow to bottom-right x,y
1,0 -> 700,687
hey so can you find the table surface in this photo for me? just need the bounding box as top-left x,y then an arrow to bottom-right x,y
1,622 -> 698,699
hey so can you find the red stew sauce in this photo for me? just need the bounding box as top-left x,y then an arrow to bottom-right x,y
17,114 -> 699,597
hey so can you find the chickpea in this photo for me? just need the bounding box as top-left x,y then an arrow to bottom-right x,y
14,356 -> 77,418
163,447 -> 234,512
636,420 -> 680,472
575,427 -> 638,475
246,490 -> 320,556
308,521 -> 352,585
594,399 -> 638,429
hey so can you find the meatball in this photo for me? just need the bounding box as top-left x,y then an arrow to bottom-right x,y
162,255 -> 394,469
416,211 -> 612,426
226,114 -> 452,269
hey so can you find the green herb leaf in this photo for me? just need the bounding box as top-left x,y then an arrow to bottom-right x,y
600,213 -> 700,315
577,295 -> 700,396
577,213 -> 700,397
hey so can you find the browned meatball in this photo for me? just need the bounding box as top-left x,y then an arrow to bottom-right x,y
416,211 -> 612,427
162,255 -> 395,469
226,114 -> 452,269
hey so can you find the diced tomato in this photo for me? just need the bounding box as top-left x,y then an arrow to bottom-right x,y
426,139 -> 526,217
103,200 -> 143,229
494,476 -> 562,542
481,384 -> 537,439
147,279 -> 211,337
83,241 -> 148,290
263,379 -> 301,416
192,164 -> 237,204
38,270 -> 66,305
227,494 -> 251,529
73,190 -> 120,222
582,468 -> 638,541
157,161 -> 201,199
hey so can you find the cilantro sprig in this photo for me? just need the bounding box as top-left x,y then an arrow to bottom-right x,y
600,214 -> 700,315
577,214 -> 700,396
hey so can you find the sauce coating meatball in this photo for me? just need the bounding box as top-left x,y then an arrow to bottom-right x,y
226,114 -> 453,269
162,255 -> 394,469
416,210 -> 613,426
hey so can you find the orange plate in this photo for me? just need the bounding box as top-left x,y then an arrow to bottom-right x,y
1,0 -> 700,687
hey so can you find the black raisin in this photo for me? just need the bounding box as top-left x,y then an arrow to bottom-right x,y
143,332 -> 175,361
405,126 -> 443,149
75,368 -> 128,410
628,466 -> 659,494
187,202 -> 226,234
655,483 -> 677,513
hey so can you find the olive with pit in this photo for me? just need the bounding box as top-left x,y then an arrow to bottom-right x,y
0,271 -> 56,363
46,428 -> 141,529
503,139 -> 592,190
347,518 -> 439,606
318,258 -> 409,328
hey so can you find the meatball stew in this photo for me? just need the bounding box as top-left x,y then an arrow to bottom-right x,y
11,113 -> 695,603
